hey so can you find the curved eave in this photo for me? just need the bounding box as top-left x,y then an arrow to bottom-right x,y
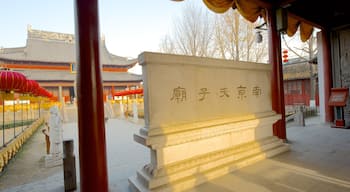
103,58 -> 138,69
0,57 -> 137,69
0,57 -> 70,66
17,70 -> 142,82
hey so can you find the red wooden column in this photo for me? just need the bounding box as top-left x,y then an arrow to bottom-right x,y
75,0 -> 109,191
319,30 -> 334,122
266,8 -> 287,140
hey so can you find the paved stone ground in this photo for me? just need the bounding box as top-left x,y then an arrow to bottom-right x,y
0,117 -> 148,192
0,123 -> 62,191
186,116 -> 350,192
2,116 -> 350,192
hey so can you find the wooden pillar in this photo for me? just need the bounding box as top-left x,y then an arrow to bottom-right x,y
319,30 -> 334,122
74,0 -> 109,191
267,8 -> 286,140
58,86 -> 63,104
58,85 -> 65,121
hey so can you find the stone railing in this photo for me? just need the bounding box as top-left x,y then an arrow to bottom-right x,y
0,117 -> 44,172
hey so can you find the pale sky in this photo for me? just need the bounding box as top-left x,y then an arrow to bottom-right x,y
0,0 -> 209,74
0,1 -> 310,75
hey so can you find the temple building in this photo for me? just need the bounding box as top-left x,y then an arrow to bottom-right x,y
283,58 -> 319,114
0,26 -> 142,102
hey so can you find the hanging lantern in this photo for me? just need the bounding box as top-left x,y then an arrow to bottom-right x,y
19,79 -> 34,100
14,72 -> 27,91
28,80 -> 39,95
112,88 -> 144,97
39,87 -> 47,97
21,79 -> 33,94
282,49 -> 288,63
0,70 -> 27,92
129,88 -> 143,95
45,90 -> 53,98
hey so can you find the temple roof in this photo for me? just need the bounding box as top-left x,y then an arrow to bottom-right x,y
0,27 -> 137,68
16,69 -> 142,82
283,61 -> 317,80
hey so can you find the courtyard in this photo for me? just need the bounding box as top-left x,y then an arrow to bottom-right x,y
0,115 -> 350,192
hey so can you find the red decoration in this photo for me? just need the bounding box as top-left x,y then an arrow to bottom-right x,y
21,79 -> 34,93
17,78 -> 53,98
129,88 -> 143,95
0,70 -> 27,92
113,90 -> 131,96
113,88 -> 143,97
282,49 -> 288,63
21,79 -> 41,95
47,91 -> 53,98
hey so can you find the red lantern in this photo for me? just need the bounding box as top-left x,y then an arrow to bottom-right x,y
15,72 -> 26,90
28,80 -> 39,95
0,70 -> 12,91
41,87 -> 49,97
0,70 -> 27,92
21,79 -> 34,94
113,89 -> 131,96
130,88 -> 143,95
113,88 -> 143,97
48,92 -> 53,98
282,49 -> 288,63
36,87 -> 43,97
44,89 -> 53,98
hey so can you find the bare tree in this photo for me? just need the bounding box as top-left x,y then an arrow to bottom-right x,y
251,26 -> 268,63
159,2 -> 215,57
282,31 -> 318,105
282,31 -> 317,61
213,18 -> 227,59
214,10 -> 267,62
159,34 -> 176,54
214,10 -> 240,60
159,3 -> 268,63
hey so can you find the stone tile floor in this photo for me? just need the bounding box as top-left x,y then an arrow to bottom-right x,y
1,116 -> 350,192
0,118 -> 148,192
187,116 -> 350,192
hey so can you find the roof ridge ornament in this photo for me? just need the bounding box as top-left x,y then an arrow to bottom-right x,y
27,24 -> 32,32
28,28 -> 75,43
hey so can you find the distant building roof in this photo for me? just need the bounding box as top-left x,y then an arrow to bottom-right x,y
15,69 -> 142,82
283,62 -> 317,80
0,27 -> 137,68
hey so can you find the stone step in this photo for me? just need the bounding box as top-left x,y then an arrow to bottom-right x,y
155,136 -> 280,177
152,144 -> 290,192
129,175 -> 150,192
129,137 -> 289,191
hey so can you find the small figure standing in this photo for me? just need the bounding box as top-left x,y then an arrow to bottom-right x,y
42,122 -> 50,154
48,105 -> 63,155
45,105 -> 63,167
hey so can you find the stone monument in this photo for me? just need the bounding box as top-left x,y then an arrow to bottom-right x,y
120,101 -> 125,119
133,98 -> 139,122
45,105 -> 63,167
129,52 -> 289,192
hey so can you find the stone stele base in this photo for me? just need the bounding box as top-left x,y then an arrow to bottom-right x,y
129,112 -> 289,192
45,153 -> 63,168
